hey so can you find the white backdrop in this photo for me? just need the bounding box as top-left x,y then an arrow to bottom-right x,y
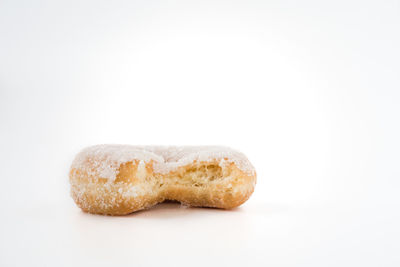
1,0 -> 399,266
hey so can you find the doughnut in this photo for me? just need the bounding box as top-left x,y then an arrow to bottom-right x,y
69,145 -> 256,215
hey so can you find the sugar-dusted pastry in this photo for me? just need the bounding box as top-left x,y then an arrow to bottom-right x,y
69,145 -> 256,215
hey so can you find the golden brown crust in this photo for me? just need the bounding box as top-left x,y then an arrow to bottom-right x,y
70,151 -> 256,215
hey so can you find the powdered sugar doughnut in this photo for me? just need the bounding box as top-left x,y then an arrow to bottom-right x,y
69,145 -> 256,215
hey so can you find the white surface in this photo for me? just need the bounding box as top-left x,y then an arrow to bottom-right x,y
0,0 -> 399,266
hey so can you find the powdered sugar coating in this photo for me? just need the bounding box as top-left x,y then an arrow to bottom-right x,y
71,145 -> 163,181
71,145 -> 255,181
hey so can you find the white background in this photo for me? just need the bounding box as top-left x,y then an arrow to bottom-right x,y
1,0 -> 399,266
